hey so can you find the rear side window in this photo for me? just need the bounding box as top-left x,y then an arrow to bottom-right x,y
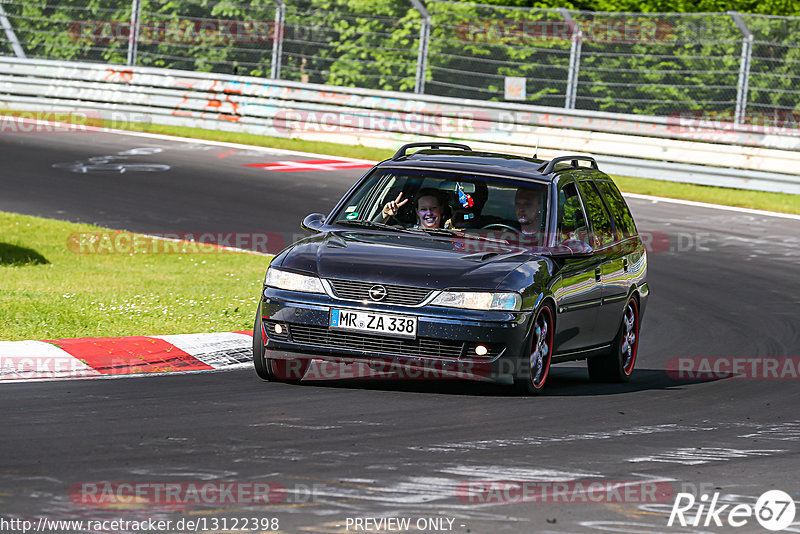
557,182 -> 589,244
577,180 -> 616,247
597,180 -> 638,238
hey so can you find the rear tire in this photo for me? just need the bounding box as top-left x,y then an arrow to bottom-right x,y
252,302 -> 274,381
513,304 -> 554,396
588,296 -> 639,383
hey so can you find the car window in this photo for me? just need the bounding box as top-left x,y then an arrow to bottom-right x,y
331,169 -> 549,239
597,180 -> 638,238
557,182 -> 590,244
577,180 -> 616,247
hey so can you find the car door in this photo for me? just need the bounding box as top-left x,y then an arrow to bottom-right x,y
577,178 -> 627,346
551,180 -> 604,354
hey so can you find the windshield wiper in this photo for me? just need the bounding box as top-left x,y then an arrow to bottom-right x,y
335,219 -> 410,232
412,227 -> 509,244
412,227 -> 459,237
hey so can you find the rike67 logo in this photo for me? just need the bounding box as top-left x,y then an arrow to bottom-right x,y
669,490 -> 796,531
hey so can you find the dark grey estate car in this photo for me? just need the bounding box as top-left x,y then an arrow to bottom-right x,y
253,143 -> 649,394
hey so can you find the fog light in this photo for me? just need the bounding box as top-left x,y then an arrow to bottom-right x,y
274,324 -> 284,335
475,344 -> 488,357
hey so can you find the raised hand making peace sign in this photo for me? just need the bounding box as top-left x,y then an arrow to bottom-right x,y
381,192 -> 409,220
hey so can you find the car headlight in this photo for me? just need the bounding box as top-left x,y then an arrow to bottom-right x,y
431,291 -> 521,311
264,268 -> 325,294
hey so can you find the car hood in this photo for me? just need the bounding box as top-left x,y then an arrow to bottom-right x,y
274,230 -> 543,291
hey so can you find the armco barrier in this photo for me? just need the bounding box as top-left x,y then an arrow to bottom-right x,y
1,57 -> 798,194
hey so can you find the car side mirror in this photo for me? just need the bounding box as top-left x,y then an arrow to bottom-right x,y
301,213 -> 325,233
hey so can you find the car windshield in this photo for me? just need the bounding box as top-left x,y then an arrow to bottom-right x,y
331,169 -> 549,247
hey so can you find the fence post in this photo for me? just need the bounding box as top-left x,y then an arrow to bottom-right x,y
271,0 -> 285,79
126,0 -> 142,66
729,11 -> 752,125
0,2 -> 26,58
410,0 -> 430,94
558,8 -> 581,110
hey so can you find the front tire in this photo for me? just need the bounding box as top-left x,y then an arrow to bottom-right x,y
253,303 -> 310,383
513,304 -> 554,395
253,302 -> 274,381
588,296 -> 639,382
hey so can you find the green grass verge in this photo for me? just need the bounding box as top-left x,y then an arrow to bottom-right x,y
0,211 -> 270,341
3,110 -> 799,215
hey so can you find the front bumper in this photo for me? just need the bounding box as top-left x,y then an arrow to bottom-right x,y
259,288 -> 533,383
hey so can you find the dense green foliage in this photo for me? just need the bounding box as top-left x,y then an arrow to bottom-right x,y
453,0 -> 800,16
1,0 -> 797,122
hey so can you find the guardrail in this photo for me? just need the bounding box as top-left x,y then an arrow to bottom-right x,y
3,1 -> 800,129
1,57 -> 798,194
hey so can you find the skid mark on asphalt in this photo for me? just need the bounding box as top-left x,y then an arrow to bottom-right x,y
52,147 -> 171,174
627,447 -> 785,465
739,420 -> 800,441
408,424 -> 715,453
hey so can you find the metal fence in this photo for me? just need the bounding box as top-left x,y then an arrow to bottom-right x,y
1,0 -> 798,129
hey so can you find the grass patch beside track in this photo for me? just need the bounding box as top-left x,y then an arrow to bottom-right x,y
0,211 -> 269,341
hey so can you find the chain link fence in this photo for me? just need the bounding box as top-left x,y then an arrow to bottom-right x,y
1,0 -> 798,128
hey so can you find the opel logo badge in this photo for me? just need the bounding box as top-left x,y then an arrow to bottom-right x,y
368,285 -> 387,302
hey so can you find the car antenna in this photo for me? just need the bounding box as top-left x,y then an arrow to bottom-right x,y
533,135 -> 539,159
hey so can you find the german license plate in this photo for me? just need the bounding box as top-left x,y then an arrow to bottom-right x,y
330,309 -> 417,338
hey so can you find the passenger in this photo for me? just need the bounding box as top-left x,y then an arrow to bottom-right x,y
514,187 -> 544,235
412,188 -> 447,229
380,188 -> 448,229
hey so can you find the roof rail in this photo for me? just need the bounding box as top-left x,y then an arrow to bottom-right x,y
541,155 -> 598,175
392,142 -> 472,160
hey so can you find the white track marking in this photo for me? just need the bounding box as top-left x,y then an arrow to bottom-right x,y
152,332 -> 252,368
6,114 -> 793,219
623,192 -> 800,221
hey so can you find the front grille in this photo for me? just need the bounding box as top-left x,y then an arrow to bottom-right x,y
288,325 -> 464,360
327,279 -> 432,306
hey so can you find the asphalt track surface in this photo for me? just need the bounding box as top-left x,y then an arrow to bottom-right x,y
1,129 -> 800,534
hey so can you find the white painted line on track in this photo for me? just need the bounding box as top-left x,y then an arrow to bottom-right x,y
5,114 -> 796,220
623,192 -> 800,221
95,124 -> 800,221
0,115 -> 376,163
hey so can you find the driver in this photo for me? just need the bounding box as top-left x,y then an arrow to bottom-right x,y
514,187 -> 544,235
